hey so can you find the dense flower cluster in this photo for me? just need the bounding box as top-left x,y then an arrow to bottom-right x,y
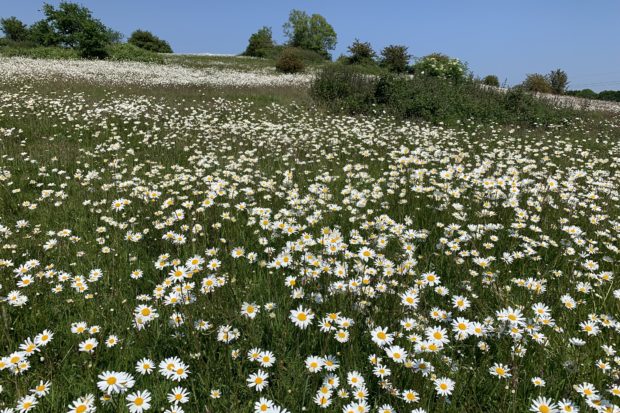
0,57 -> 313,88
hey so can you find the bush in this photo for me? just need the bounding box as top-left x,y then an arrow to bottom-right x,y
483,75 -> 500,87
128,30 -> 173,53
0,44 -> 78,59
521,73 -> 552,93
243,26 -> 274,58
275,48 -> 305,73
346,39 -> 376,65
380,45 -> 410,73
412,53 -> 467,82
311,66 -> 573,126
310,65 -> 375,112
107,43 -> 164,63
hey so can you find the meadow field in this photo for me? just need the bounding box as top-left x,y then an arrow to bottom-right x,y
1,56 -> 620,413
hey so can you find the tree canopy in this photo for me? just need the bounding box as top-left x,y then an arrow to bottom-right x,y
283,10 -> 337,59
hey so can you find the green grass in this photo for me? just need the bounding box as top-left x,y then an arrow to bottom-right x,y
0,69 -> 619,413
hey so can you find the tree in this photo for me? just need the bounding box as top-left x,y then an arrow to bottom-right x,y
39,2 -> 119,48
548,69 -> 568,94
76,19 -> 109,58
482,75 -> 500,87
244,26 -> 274,57
0,17 -> 29,42
283,10 -> 337,59
521,73 -> 552,93
29,20 -> 59,46
380,45 -> 410,73
128,30 -> 173,53
346,39 -> 375,64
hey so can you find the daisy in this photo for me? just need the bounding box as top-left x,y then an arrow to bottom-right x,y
126,390 -> 151,413
167,387 -> 189,404
289,306 -> 314,329
529,396 -> 557,413
247,370 -> 269,392
434,377 -> 455,396
136,358 -> 154,375
489,363 -> 511,379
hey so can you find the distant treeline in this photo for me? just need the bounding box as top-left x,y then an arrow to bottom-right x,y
0,2 -> 172,59
566,89 -> 620,102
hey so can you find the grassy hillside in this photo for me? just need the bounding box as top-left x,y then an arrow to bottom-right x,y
0,57 -> 619,413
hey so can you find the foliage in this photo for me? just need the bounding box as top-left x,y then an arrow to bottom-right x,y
598,90 -> 620,102
275,47 -> 305,73
283,9 -> 337,59
380,44 -> 410,73
482,75 -> 500,87
128,29 -> 173,53
0,16 -> 29,42
40,2 -> 120,48
243,26 -> 274,58
312,65 -> 576,126
28,19 -> 60,47
548,68 -> 569,94
310,65 -> 375,112
345,39 -> 376,65
76,19 -> 110,59
0,44 -> 78,59
107,43 -> 164,63
567,89 -> 620,102
521,73 -> 553,93
412,53 -> 467,82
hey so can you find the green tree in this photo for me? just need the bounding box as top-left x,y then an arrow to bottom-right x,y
244,26 -> 274,57
40,2 -> 119,48
482,75 -> 500,87
29,20 -> 59,46
548,68 -> 568,94
346,39 -> 376,64
0,17 -> 29,42
76,19 -> 109,59
521,73 -> 552,93
380,45 -> 410,73
128,30 -> 173,53
283,10 -> 337,59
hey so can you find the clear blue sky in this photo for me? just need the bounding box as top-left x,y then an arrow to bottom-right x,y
3,0 -> 620,90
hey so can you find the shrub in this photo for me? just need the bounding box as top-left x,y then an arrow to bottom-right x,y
548,68 -> 568,94
107,43 -> 164,63
1,17 -> 29,42
275,48 -> 305,73
483,75 -> 500,87
0,45 -> 78,59
311,67 -> 573,126
244,26 -> 274,58
346,39 -> 376,65
128,30 -> 173,53
310,65 -> 375,113
380,45 -> 410,73
412,53 -> 467,82
521,73 -> 552,93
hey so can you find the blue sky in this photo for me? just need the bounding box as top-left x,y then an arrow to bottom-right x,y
3,0 -> 620,90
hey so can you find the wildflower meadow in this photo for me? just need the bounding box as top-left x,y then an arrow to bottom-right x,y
1,56 -> 619,413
